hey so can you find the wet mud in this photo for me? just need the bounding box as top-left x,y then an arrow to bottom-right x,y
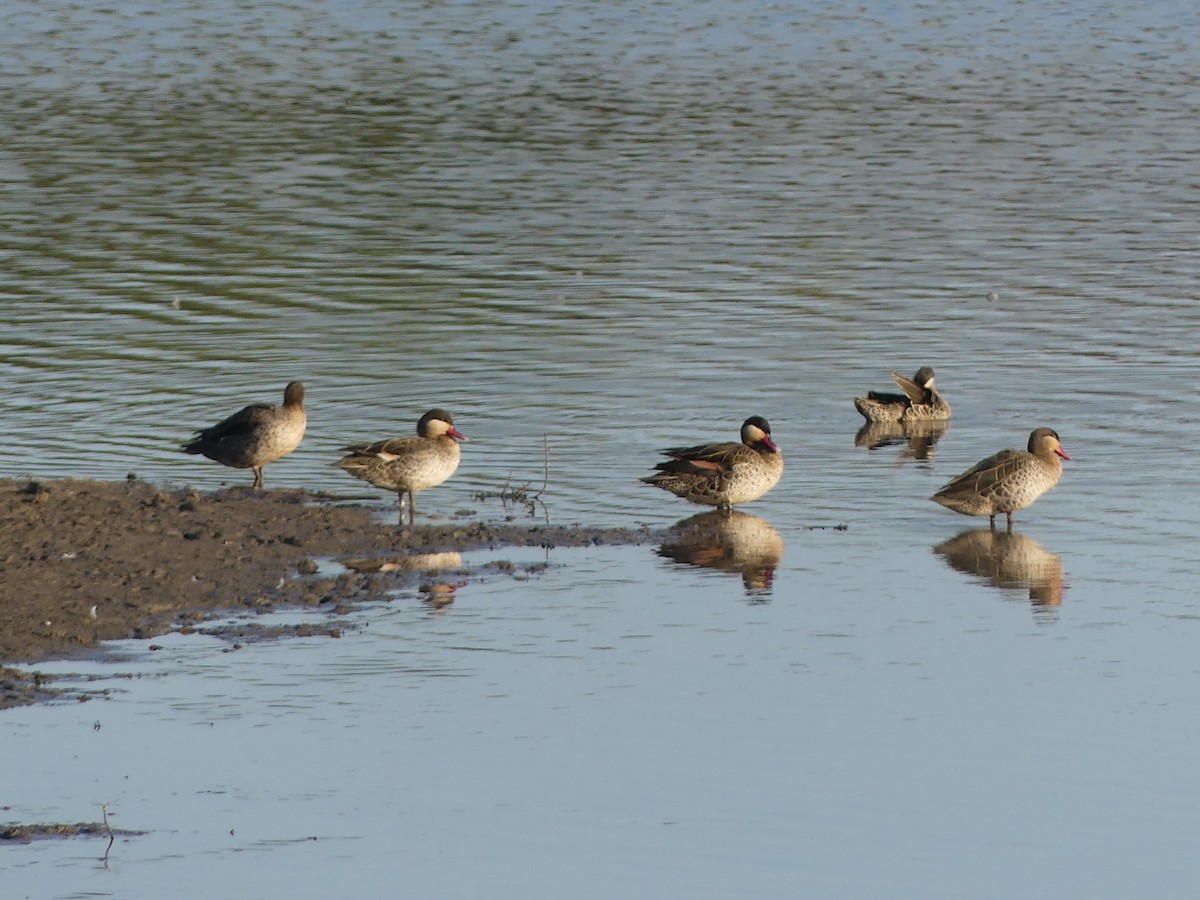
0,478 -> 655,706
0,821 -> 145,842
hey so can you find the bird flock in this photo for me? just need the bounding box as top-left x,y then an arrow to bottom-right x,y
182,369 -> 1069,530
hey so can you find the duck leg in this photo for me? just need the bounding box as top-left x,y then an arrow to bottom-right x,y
252,467 -> 264,490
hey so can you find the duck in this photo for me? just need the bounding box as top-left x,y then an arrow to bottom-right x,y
931,427 -> 1069,529
641,416 -> 783,511
854,366 -> 951,423
181,381 -> 307,489
334,408 -> 467,525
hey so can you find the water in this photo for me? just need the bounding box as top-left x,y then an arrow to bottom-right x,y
3,0 -> 1200,896
8,542 -> 1200,899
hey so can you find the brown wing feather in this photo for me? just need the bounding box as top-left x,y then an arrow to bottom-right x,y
937,449 -> 1024,498
655,441 -> 742,475
890,371 -> 927,404
340,436 -> 420,459
190,403 -> 273,442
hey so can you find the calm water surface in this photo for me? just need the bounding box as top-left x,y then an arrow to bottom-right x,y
9,541 -> 1200,899
3,1 -> 1200,897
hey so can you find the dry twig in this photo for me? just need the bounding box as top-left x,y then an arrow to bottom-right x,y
471,434 -> 550,522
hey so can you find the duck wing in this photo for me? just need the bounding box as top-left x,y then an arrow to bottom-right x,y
865,390 -> 911,405
339,436 -> 419,460
654,441 -> 744,476
191,402 -> 274,441
937,448 -> 1024,497
890,370 -> 929,404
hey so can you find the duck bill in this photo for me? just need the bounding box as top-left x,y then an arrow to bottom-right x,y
1055,446 -> 1070,460
448,427 -> 469,442
762,435 -> 780,453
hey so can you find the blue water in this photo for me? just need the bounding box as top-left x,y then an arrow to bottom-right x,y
8,539 -> 1200,899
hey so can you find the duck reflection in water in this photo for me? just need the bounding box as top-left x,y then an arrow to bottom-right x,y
339,551 -> 463,574
656,510 -> 784,599
340,552 -> 465,612
854,419 -> 949,462
935,528 -> 1065,614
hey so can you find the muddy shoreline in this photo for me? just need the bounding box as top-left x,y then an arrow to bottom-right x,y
0,477 -> 656,707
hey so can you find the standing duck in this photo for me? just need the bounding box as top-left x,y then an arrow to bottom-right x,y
641,416 -> 783,511
931,427 -> 1069,529
334,408 -> 467,525
182,381 -> 307,489
854,366 -> 951,423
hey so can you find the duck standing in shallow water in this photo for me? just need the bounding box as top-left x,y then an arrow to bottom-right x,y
931,427 -> 1069,530
182,381 -> 307,490
334,408 -> 467,526
854,366 -> 951,423
641,416 -> 783,511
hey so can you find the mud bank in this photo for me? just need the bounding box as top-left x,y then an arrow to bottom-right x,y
0,478 -> 655,705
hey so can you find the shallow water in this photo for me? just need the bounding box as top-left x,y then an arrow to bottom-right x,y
4,0 -> 1200,896
10,540 -> 1200,899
